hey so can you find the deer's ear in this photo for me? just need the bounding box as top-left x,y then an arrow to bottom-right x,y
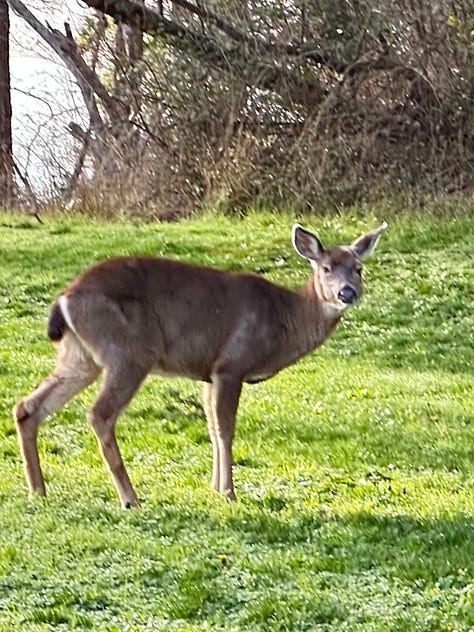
351,222 -> 388,261
292,224 -> 324,261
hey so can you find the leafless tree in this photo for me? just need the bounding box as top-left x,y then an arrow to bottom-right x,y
8,0 -> 151,212
0,0 -> 15,206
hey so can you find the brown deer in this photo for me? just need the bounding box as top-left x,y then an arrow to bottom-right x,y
14,222 -> 387,506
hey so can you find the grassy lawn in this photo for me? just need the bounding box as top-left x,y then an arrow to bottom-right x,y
0,209 -> 473,631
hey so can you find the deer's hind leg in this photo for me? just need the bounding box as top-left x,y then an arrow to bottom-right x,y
87,360 -> 149,509
13,332 -> 100,498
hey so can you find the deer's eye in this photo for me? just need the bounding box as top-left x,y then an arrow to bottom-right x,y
356,267 -> 362,276
322,265 -> 331,273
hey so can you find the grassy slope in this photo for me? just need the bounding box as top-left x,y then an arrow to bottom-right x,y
0,210 -> 473,631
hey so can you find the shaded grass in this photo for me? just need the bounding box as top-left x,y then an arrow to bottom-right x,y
0,209 -> 473,630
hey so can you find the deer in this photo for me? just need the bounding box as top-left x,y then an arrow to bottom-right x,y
13,222 -> 387,506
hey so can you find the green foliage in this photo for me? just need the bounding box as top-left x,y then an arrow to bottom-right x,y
0,210 -> 473,630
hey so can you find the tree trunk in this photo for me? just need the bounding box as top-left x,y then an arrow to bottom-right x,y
0,0 -> 15,206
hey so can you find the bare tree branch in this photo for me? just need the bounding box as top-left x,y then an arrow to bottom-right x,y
80,0 -> 328,109
62,125 -> 91,203
12,158 -> 42,221
7,0 -> 122,121
169,0 -> 250,44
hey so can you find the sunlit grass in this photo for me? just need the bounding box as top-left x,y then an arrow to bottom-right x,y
0,210 -> 473,630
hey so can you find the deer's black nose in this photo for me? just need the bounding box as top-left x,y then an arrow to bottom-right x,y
338,285 -> 357,304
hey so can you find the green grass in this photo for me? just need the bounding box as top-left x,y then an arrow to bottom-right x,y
0,209 -> 473,631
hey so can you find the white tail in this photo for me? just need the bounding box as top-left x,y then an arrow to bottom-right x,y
14,222 -> 387,505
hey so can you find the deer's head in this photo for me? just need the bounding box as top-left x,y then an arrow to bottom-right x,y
292,222 -> 387,314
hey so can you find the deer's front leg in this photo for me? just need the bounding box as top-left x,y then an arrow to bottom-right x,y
203,382 -> 220,493
209,371 -> 242,501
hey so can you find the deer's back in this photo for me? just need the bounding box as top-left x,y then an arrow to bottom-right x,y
61,257 -> 302,381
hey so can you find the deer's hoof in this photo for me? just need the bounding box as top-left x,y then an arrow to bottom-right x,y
123,498 -> 140,509
224,489 -> 237,502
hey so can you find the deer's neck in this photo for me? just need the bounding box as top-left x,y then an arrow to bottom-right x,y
295,277 -> 342,352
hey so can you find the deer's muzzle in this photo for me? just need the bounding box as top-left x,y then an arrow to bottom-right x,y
338,285 -> 357,305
